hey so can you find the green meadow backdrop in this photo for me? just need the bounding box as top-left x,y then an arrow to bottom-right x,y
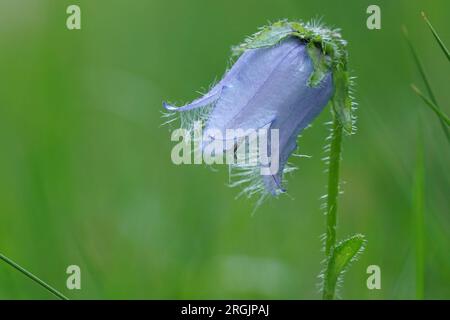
0,0 -> 448,299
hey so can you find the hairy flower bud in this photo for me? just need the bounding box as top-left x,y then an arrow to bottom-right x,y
164,20 -> 355,202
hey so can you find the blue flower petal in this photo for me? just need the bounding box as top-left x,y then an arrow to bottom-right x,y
164,36 -> 334,197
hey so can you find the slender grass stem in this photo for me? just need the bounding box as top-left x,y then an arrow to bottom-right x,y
402,26 -> 450,143
322,117 -> 343,300
413,130 -> 425,299
0,252 -> 69,300
421,12 -> 450,61
411,85 -> 450,126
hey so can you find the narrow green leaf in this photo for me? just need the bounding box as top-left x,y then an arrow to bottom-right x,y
0,252 -> 69,300
322,234 -> 366,300
411,85 -> 450,126
422,12 -> 450,61
402,26 -> 437,104
402,26 -> 450,143
412,132 -> 425,299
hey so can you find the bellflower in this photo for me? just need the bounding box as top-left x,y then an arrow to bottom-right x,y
164,20 -> 355,202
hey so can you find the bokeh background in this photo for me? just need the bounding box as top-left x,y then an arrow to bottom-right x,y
0,0 -> 448,299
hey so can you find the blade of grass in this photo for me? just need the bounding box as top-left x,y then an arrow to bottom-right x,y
411,85 -> 450,126
421,12 -> 450,61
402,26 -> 450,143
402,26 -> 438,103
412,130 -> 425,299
0,252 -> 69,300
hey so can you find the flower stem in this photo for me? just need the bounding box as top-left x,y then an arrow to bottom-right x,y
322,117 -> 343,300
0,252 -> 69,300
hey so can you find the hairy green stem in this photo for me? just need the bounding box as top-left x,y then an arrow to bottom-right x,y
0,252 -> 68,300
322,117 -> 343,300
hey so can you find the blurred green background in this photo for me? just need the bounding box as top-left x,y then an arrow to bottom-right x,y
0,0 -> 449,299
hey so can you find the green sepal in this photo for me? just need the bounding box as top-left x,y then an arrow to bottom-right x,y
306,42 -> 332,87
232,20 -> 356,134
232,21 -> 293,54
